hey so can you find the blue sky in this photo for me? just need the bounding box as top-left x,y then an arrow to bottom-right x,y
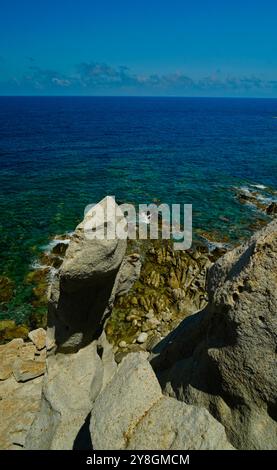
1,0 -> 277,96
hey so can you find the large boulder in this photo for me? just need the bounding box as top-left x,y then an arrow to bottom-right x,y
90,353 -> 233,450
90,352 -> 161,450
48,196 -> 127,353
151,219 -> 277,450
26,197 -> 126,449
26,341 -> 103,450
127,396 -> 233,450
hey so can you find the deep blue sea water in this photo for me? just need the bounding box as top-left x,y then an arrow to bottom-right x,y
0,96 -> 277,321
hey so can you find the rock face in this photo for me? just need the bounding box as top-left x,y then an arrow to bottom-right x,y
48,196 -> 127,353
90,353 -> 233,450
26,197 -> 126,450
115,253 -> 142,297
151,219 -> 277,450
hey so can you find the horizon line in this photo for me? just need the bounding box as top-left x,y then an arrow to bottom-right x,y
1,94 -> 277,100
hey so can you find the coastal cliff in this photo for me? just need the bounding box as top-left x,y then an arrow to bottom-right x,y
151,218 -> 277,449
0,197 -> 276,450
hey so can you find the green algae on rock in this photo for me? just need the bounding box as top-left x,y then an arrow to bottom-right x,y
0,277 -> 14,303
105,239 -> 215,352
0,320 -> 29,343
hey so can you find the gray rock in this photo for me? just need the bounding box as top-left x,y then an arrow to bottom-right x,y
151,219 -> 277,450
25,198 -> 123,449
127,397 -> 233,450
26,341 -> 103,450
115,254 -> 141,297
137,332 -> 148,344
49,196 -> 127,352
98,332 -> 117,390
90,353 -> 162,450
90,352 -> 232,450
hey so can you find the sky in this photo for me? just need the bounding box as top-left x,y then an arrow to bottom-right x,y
1,0 -> 277,97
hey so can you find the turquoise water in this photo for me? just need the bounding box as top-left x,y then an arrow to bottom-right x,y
0,96 -> 276,321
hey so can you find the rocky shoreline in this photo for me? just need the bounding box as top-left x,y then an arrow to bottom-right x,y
0,196 -> 276,450
1,183 -> 276,345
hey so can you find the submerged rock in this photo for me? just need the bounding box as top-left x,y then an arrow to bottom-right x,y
266,201 -> 277,216
0,276 -> 14,303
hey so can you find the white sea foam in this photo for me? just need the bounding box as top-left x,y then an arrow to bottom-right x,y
256,193 -> 277,204
30,261 -> 49,270
208,241 -> 230,251
30,261 -> 59,280
239,186 -> 252,195
41,237 -> 71,253
198,235 -> 230,252
250,184 -> 267,190
30,233 -> 71,275
233,184 -> 277,219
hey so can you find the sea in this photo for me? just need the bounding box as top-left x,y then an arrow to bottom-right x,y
0,96 -> 277,321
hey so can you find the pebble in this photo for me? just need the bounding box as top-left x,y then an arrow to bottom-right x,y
146,309 -> 154,319
148,318 -> 161,328
118,340 -> 127,348
136,332 -> 148,344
